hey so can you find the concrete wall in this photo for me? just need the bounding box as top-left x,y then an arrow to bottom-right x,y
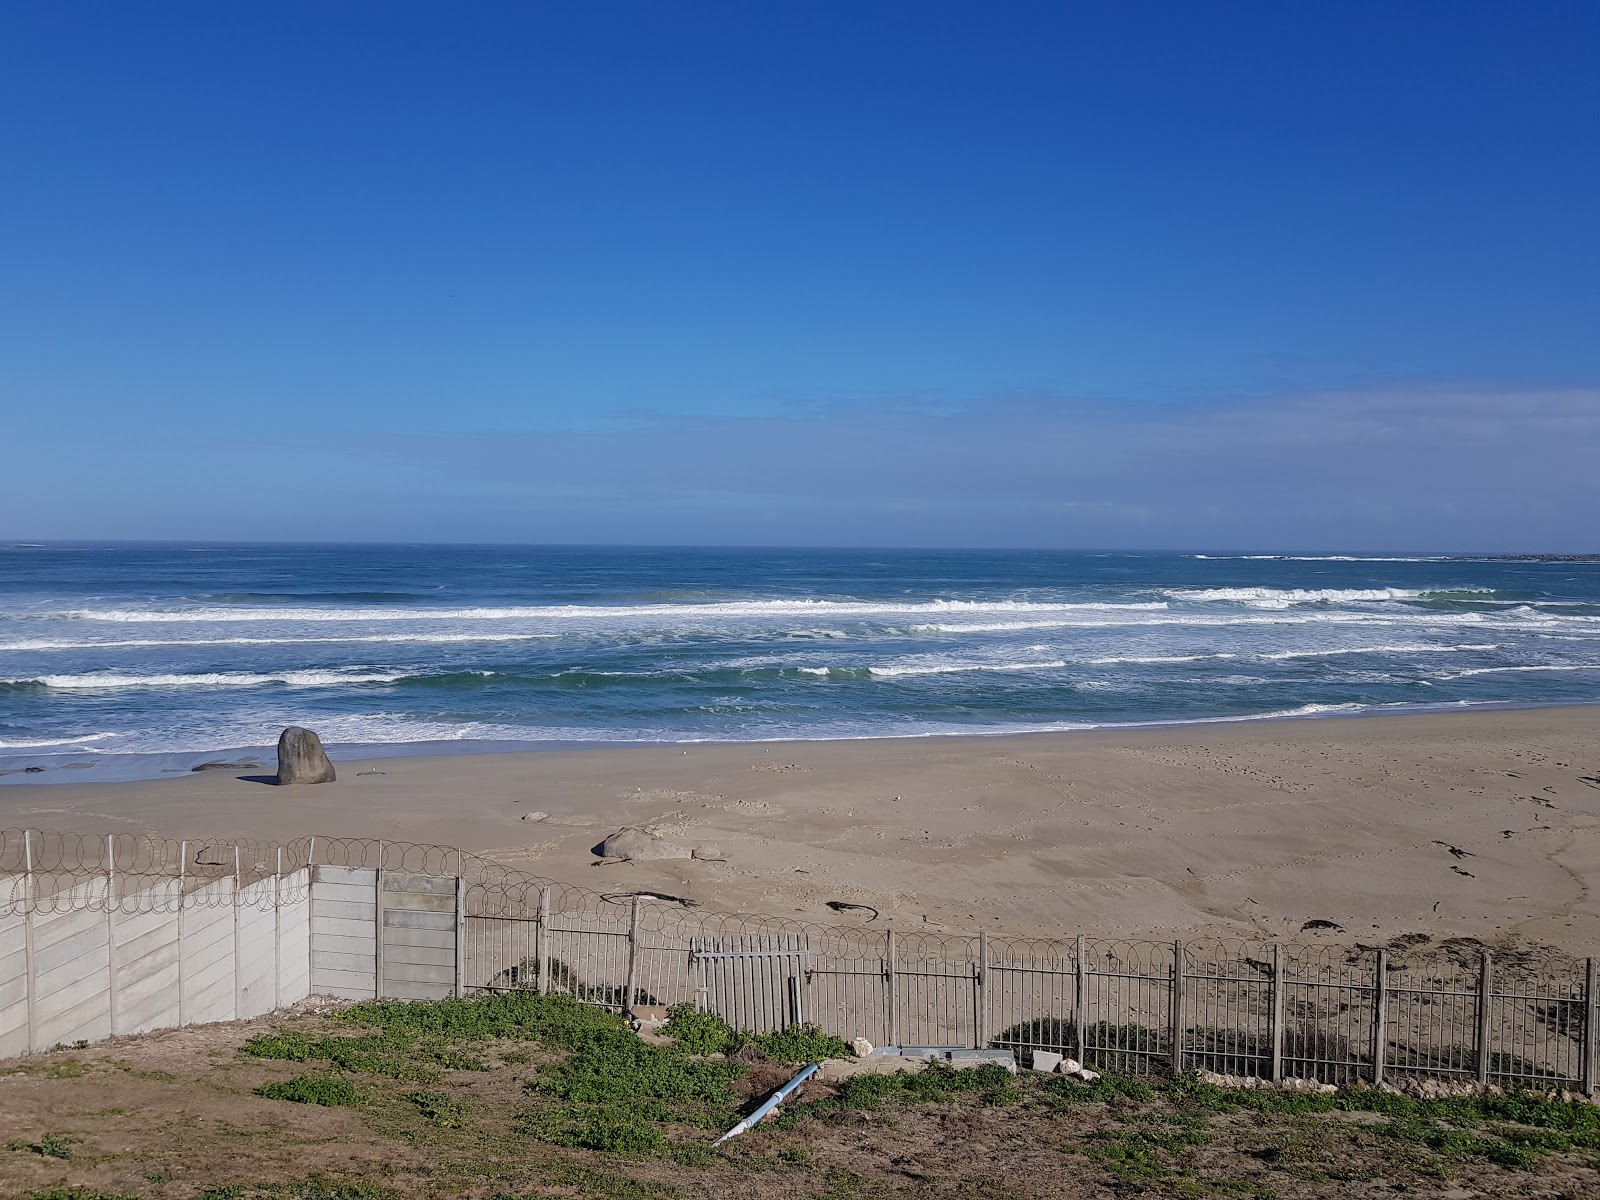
0,867 -> 312,1057
309,866 -> 461,1002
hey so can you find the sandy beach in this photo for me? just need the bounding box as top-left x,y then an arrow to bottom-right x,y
3,706 -> 1598,953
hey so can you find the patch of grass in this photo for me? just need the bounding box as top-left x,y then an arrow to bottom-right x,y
28,1188 -> 139,1200
404,1089 -> 467,1127
188,1181 -> 395,1200
114,1061 -> 177,1082
493,1160 -> 680,1199
658,1004 -> 851,1064
778,1061 -> 1018,1127
1042,1072 -> 1155,1105
1044,1068 -> 1600,1173
520,1101 -> 670,1153
11,1058 -> 92,1080
258,1074 -> 362,1107
8,1133 -> 76,1160
334,991 -> 626,1047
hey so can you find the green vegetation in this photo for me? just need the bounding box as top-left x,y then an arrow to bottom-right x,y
191,1184 -> 393,1200
659,1003 -> 851,1064
258,1074 -> 363,1106
521,1015 -> 743,1152
7,1133 -> 77,1160
27,1187 -> 139,1200
24,990 -> 1600,1198
403,1090 -> 466,1127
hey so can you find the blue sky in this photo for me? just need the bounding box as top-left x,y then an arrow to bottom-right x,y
2,1 -> 1597,549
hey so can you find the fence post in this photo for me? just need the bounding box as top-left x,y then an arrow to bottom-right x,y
22,830 -> 37,1052
232,845 -> 244,1018
1269,943 -> 1284,1082
177,840 -> 188,1027
624,895 -> 642,1014
1585,958 -> 1597,1097
1373,948 -> 1388,1086
374,844 -> 385,1000
1475,952 -> 1493,1085
1075,934 -> 1087,1067
107,834 -> 118,1036
1170,941 -> 1185,1076
273,847 -> 282,1011
454,874 -> 466,999
535,888 -> 550,993
976,931 -> 989,1050
885,930 -> 899,1048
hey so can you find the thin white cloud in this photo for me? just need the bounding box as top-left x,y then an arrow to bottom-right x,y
354,385 -> 1598,548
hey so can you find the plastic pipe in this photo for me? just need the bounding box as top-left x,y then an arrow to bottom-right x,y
712,1062 -> 820,1146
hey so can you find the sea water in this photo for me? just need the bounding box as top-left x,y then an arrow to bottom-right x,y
2,543 -> 1598,780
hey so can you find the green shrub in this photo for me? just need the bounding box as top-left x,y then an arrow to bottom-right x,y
804,1061 -> 1017,1115
1044,1072 -> 1155,1105
660,1005 -> 738,1056
659,1004 -> 850,1064
258,1074 -> 362,1107
747,1023 -> 852,1066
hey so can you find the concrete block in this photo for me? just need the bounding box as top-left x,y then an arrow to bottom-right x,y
313,949 -> 376,974
313,916 -> 377,942
383,872 -> 456,896
312,898 -> 379,922
385,891 -> 455,914
382,944 -> 453,969
1030,1050 -> 1064,1073
315,866 -> 375,887
380,926 -> 455,951
819,1055 -> 929,1081
383,908 -> 454,930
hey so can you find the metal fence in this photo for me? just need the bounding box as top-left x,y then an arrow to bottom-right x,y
3,828 -> 1595,1091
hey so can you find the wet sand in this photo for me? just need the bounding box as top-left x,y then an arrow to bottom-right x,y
3,707 -> 1598,952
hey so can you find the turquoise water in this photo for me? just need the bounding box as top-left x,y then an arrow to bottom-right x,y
2,543 -> 1598,780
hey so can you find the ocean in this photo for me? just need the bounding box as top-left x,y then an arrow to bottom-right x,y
2,542 -> 1598,782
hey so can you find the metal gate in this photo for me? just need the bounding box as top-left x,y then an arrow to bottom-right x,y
690,933 -> 810,1033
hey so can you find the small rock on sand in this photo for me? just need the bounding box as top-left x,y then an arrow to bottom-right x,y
594,827 -> 694,862
521,811 -> 551,822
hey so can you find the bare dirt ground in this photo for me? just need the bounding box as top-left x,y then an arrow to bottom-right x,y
5,998 -> 1600,1200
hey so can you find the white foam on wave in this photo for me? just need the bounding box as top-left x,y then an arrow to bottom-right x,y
869,659 -> 1067,678
1080,653 -> 1234,665
0,732 -> 114,748
0,632 -> 560,653
3,670 -> 411,691
1167,586 -> 1470,606
1253,642 -> 1501,661
1192,555 -> 1454,563
1438,664 -> 1600,679
49,598 -> 1173,625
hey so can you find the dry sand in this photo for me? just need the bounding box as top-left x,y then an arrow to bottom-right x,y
3,707 -> 1598,952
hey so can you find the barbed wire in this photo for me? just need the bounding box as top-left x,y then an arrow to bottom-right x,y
0,828 -> 1588,983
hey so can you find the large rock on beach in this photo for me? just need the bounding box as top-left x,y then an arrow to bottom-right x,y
594,826 -> 692,862
276,726 -> 336,785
